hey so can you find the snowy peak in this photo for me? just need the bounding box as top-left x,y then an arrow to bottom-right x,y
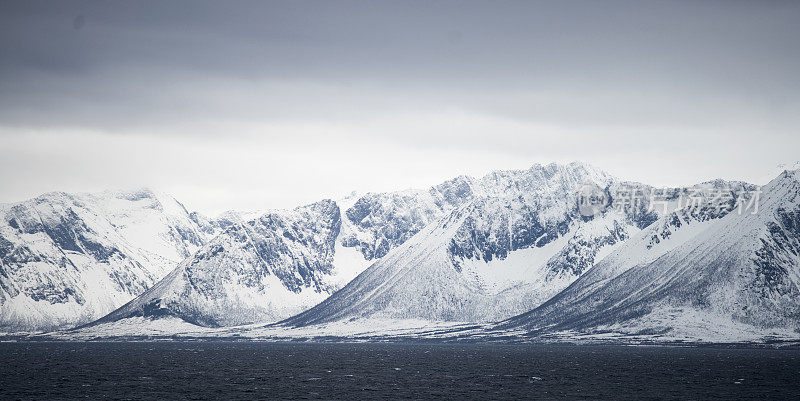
0,188 -> 214,331
284,165 -> 654,326
94,162 -> 623,328
193,199 -> 342,295
758,169 -> 800,211
12,161 -> 791,344
284,166 -> 766,328
342,189 -> 449,260
93,199 -> 347,327
500,170 -> 800,341
472,162 -> 612,199
340,162 -> 614,261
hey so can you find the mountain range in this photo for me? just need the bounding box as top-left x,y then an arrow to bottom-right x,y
2,162 -> 797,343
498,169 -> 800,342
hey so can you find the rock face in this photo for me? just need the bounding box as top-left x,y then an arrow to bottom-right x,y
91,200 -> 348,327
283,163 -> 690,325
341,175 -> 477,260
11,161 -> 775,338
0,189 -> 213,331
97,162 -> 757,329
99,162 -> 642,327
500,171 -> 800,341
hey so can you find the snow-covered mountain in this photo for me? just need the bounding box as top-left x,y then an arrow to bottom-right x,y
499,170 -> 799,342
93,181 -> 493,327
91,199 -> 363,327
282,163 -> 691,326
97,162 -> 645,327
0,189 -> 214,332
87,182 -> 476,327
342,176 -> 476,260
13,161 -> 780,343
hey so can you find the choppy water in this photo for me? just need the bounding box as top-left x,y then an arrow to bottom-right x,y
1,342 -> 798,400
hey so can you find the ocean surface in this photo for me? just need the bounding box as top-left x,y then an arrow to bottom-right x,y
1,342 -> 799,400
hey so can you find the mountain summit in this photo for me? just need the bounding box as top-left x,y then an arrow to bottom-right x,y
499,170 -> 799,342
0,189 -> 214,331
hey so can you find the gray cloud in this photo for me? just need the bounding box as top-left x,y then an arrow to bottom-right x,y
1,0 -> 799,213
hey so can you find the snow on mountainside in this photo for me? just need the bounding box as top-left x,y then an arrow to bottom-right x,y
92,179 -> 476,328
91,200 -> 353,327
31,161 -> 772,339
499,170 -> 800,342
282,163 -> 696,326
97,162 -> 639,328
342,176 -> 475,260
0,189 -> 214,332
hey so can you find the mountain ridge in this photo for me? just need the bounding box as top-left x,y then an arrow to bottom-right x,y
495,169 -> 799,342
5,162 -> 789,344
0,188 -> 217,331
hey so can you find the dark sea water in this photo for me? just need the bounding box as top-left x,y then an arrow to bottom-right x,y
1,342 -> 799,400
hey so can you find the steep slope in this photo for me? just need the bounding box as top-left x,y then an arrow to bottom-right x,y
91,200 -> 357,327
0,189 -> 212,331
92,162 -> 754,330
341,175 -> 476,260
283,163 -> 671,325
501,170 -> 800,341
95,162 -> 621,327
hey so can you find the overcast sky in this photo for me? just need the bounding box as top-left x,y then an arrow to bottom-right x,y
1,0 -> 799,215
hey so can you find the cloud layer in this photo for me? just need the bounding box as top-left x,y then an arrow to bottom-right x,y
1,1 -> 799,214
